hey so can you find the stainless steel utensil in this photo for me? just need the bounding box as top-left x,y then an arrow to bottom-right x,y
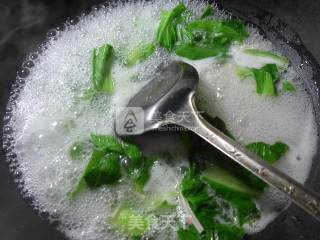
115,61 -> 320,220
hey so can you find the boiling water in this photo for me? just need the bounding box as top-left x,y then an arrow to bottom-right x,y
3,0 -> 318,239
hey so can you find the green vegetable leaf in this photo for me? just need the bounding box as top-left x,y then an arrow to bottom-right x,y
71,135 -> 155,198
175,43 -> 228,60
236,66 -> 253,79
200,5 -> 215,19
90,135 -> 143,169
156,3 -> 187,50
201,166 -> 260,198
156,4 -> 248,60
111,205 -> 153,237
237,63 -> 287,96
92,44 -> 115,93
212,223 -> 245,240
251,64 -> 279,96
178,225 -> 204,240
282,81 -> 296,92
186,19 -> 249,43
180,168 -> 218,230
127,43 -> 156,67
70,150 -> 118,199
243,48 -> 289,68
143,192 -> 177,215
259,64 -> 279,81
231,198 -> 260,226
121,142 -> 147,188
130,156 -> 156,191
122,142 -> 143,168
209,149 -> 268,192
83,151 -> 122,188
90,134 -> 123,153
252,70 -> 276,95
176,19 -> 248,60
246,141 -> 289,164
201,166 -> 260,225
218,20 -> 249,42
180,168 -> 247,239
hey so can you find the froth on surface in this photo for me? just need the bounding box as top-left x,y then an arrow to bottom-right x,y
3,0 -> 318,239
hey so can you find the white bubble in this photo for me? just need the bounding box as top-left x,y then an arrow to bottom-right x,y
3,0 -> 318,239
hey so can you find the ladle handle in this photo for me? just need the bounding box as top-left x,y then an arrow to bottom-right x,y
177,93 -> 320,221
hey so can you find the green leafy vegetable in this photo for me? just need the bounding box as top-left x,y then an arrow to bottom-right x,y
282,81 -> 296,92
243,48 -> 289,68
252,70 -> 276,95
129,156 -> 156,191
180,168 -> 218,230
237,64 -> 280,96
246,141 -> 289,164
70,150 -> 122,199
90,135 -> 153,191
186,19 -> 249,43
143,194 -> 176,215
207,150 -> 268,192
178,225 -> 205,240
236,64 -> 285,96
83,151 -> 122,188
156,3 -> 187,50
180,168 -> 247,240
127,43 -> 156,67
235,49 -> 292,96
155,3 -> 248,60
201,166 -> 260,198
71,135 -> 156,198
212,223 -> 245,240
111,205 -> 153,237
257,64 -> 279,82
229,197 -> 260,225
122,143 -> 143,169
251,64 -> 279,96
92,44 -> 115,93
201,166 -> 260,225
236,66 -> 254,79
175,43 -> 228,60
176,19 -> 248,60
200,5 -> 215,19
90,134 -> 123,153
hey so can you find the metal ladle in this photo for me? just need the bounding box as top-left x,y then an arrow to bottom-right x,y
115,61 -> 320,220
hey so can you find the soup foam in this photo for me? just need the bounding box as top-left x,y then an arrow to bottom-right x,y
3,0 -> 318,239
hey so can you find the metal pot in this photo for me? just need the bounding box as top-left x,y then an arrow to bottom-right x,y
0,0 -> 319,239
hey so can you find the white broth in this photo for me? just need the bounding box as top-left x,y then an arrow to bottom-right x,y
4,1 -> 318,239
